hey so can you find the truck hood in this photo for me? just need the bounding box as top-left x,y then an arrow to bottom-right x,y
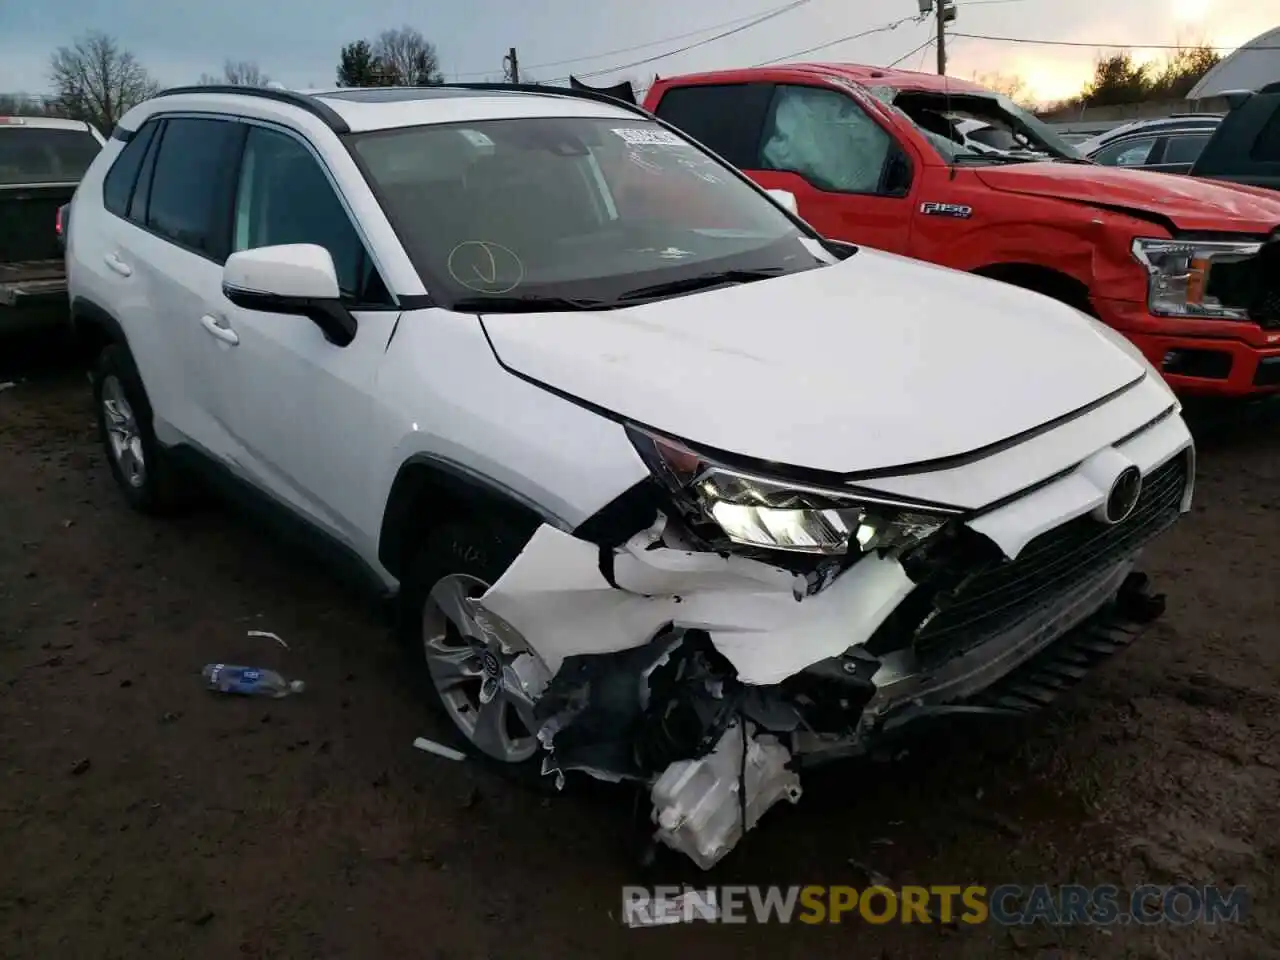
974,163 -> 1280,234
480,248 -> 1146,476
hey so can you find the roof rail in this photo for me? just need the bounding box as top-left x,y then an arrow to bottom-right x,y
152,84 -> 351,133
428,82 -> 653,117
150,81 -> 652,135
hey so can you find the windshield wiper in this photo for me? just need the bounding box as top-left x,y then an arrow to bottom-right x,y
450,295 -> 610,313
950,153 -> 1038,165
617,268 -> 786,302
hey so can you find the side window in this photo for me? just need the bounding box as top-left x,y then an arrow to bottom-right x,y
101,120 -> 158,217
1251,109 -> 1280,162
759,85 -> 894,194
128,121 -> 163,223
1093,136 -> 1156,167
232,125 -> 390,305
146,117 -> 242,259
652,83 -> 774,168
1161,134 -> 1212,165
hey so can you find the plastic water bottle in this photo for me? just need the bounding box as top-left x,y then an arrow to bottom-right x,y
202,663 -> 305,698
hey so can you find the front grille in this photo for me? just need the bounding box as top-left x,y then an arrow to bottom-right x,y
913,453 -> 1189,659
1205,239 -> 1280,329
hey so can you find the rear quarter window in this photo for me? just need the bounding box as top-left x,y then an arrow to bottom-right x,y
102,120 -> 159,217
652,83 -> 774,168
0,126 -> 102,185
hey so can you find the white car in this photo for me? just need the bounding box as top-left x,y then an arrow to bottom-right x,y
65,83 -> 1194,869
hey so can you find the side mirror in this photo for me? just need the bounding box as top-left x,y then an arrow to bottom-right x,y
766,188 -> 799,215
222,243 -> 357,347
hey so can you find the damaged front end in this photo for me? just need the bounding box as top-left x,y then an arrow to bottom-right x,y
471,427 -> 1193,870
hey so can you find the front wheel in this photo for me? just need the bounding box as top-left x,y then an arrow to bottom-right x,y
400,517 -> 548,781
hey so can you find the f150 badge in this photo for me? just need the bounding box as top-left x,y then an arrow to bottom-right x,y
920,201 -> 973,218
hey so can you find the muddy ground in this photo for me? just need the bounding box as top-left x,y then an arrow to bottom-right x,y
2,333 -> 1278,959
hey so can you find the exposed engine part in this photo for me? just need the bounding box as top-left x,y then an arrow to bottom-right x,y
650,720 -> 801,870
634,632 -> 740,771
532,634 -> 684,780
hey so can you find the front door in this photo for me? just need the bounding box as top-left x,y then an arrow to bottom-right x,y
206,122 -> 399,551
750,83 -> 916,254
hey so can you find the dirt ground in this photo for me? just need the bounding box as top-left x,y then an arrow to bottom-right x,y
2,333 -> 1279,960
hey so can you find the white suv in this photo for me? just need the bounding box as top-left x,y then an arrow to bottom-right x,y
65,83 -> 1194,869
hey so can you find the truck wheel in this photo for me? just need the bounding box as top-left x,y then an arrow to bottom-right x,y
92,344 -> 188,514
399,516 -> 552,785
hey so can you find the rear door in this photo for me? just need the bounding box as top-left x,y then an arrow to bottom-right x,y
102,115 -> 245,454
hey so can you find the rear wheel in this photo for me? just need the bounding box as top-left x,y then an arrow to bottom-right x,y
92,344 -> 189,514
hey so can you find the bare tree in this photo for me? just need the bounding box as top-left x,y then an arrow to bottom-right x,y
372,26 -> 443,85
49,31 -> 159,132
971,70 -> 1033,107
200,59 -> 271,87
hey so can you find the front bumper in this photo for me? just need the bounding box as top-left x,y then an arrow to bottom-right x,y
474,408 -> 1193,869
1095,296 -> 1280,396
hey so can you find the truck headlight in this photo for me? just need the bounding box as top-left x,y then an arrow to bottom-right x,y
1131,238 -> 1261,320
627,426 -> 959,556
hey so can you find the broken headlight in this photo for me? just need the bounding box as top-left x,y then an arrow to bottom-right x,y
1131,238 -> 1262,320
627,425 -> 957,556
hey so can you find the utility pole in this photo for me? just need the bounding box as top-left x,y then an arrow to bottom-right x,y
918,0 -> 953,75
503,47 -> 520,84
935,0 -> 947,75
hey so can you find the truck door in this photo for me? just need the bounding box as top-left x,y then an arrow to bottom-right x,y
750,84 -> 915,253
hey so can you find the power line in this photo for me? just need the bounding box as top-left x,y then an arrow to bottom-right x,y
914,38 -> 936,72
752,15 -> 925,66
458,2 -> 812,78
887,35 -> 938,69
550,0 -> 815,82
950,32 -> 1279,51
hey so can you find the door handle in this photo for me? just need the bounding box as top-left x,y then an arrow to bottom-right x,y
200,314 -> 240,346
103,252 -> 132,277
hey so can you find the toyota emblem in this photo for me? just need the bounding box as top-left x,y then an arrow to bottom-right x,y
1103,466 -> 1143,525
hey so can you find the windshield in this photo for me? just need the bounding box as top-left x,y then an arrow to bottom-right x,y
888,92 -> 1081,164
349,116 -> 827,309
0,126 -> 101,185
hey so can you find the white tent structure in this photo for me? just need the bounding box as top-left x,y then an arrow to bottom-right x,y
1188,26 -> 1280,98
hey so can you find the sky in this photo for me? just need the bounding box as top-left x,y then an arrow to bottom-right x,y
0,0 -> 1275,105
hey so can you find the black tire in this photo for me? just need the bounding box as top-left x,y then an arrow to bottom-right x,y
398,514 -> 553,787
92,343 -> 190,514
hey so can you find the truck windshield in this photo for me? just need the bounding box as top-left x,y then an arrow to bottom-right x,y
0,127 -> 102,185
889,92 -> 1082,163
348,116 -> 827,311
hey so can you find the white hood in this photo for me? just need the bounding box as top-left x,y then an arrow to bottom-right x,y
480,248 -> 1145,476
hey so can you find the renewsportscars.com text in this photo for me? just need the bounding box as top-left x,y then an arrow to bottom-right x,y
621,883 -> 1249,927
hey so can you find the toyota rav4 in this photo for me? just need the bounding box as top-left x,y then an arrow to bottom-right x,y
65,83 -> 1194,870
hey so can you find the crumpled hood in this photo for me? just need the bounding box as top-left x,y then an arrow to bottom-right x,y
480,248 -> 1146,476
975,163 -> 1280,234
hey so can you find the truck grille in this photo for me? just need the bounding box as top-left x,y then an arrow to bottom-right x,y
914,452 -> 1189,660
1208,238 -> 1280,329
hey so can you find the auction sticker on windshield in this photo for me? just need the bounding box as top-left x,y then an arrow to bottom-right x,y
612,128 -> 684,146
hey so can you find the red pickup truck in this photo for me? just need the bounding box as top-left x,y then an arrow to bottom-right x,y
642,65 -> 1280,397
